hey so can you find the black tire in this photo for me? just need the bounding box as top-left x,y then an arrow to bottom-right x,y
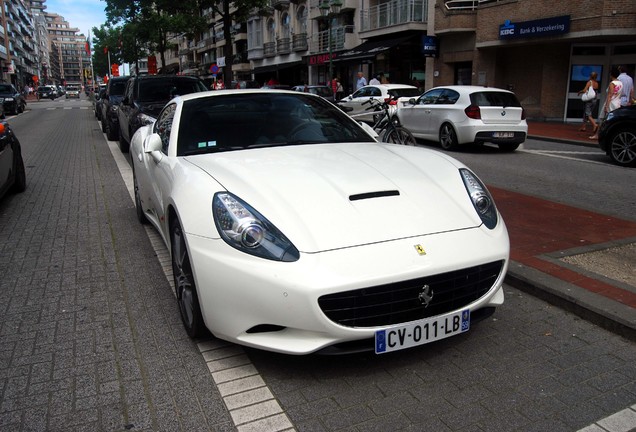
118,128 -> 129,153
171,219 -> 205,338
101,117 -> 107,133
498,143 -> 520,152
11,149 -> 26,193
133,168 -> 148,224
106,121 -> 119,141
439,123 -> 459,150
383,126 -> 416,145
607,128 -> 636,167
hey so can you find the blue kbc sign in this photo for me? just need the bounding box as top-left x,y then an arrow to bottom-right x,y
499,15 -> 570,40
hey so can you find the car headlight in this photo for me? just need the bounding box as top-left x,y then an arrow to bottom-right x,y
460,169 -> 498,229
213,192 -> 300,262
5,97 -> 13,101
138,112 -> 156,126
605,111 -> 616,121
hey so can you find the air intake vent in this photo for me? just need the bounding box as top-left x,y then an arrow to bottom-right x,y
350,190 -> 400,201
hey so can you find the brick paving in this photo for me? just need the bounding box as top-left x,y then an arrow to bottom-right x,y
0,107 -> 233,431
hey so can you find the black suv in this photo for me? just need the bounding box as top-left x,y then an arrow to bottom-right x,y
117,75 -> 207,152
0,84 -> 26,115
37,85 -> 57,100
100,76 -> 131,141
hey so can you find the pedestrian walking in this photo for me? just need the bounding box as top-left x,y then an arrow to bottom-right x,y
617,65 -> 634,107
577,71 -> 599,134
356,71 -> 367,90
590,67 -> 623,140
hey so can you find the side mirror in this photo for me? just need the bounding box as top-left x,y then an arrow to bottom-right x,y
408,98 -> 417,105
144,133 -> 163,163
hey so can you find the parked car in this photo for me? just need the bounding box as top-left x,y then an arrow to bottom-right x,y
65,85 -> 80,99
36,85 -> 57,100
130,90 -> 509,354
597,105 -> 636,167
292,85 -> 334,99
338,84 -> 420,123
57,86 -> 65,97
99,76 -> 131,141
94,87 -> 106,120
0,83 -> 26,115
0,121 -> 26,200
117,75 -> 207,152
396,85 -> 528,151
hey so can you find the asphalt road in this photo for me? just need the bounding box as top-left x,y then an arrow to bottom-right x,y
0,99 -> 634,432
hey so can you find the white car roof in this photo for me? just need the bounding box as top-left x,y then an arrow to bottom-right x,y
428,85 -> 514,94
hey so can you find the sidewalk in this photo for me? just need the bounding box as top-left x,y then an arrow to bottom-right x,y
502,121 -> 636,341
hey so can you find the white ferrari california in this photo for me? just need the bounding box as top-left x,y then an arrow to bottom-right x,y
130,90 -> 509,355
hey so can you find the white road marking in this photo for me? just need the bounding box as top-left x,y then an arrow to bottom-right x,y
102,123 -> 295,432
518,148 -> 610,166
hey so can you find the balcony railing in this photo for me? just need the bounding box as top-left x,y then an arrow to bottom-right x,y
264,42 -> 276,57
292,33 -> 308,51
360,0 -> 427,32
311,26 -> 349,54
444,0 -> 500,10
277,37 -> 291,54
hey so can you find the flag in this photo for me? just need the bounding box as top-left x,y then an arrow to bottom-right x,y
85,38 -> 91,55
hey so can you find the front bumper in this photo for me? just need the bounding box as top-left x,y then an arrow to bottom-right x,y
185,222 -> 509,354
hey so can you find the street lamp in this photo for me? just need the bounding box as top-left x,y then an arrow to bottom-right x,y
319,0 -> 343,84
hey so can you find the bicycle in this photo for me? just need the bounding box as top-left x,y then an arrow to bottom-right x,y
358,96 -> 417,145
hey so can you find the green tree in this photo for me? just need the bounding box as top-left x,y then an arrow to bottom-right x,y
103,0 -> 267,80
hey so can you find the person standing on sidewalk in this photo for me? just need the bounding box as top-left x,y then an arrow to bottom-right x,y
617,65 -> 634,107
578,71 -> 599,134
590,67 -> 623,140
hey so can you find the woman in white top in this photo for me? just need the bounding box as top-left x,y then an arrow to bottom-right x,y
590,67 -> 623,140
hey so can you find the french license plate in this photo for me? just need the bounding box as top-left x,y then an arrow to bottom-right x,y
493,132 -> 514,138
375,309 -> 470,354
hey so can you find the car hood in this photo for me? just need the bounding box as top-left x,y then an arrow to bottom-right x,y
185,143 -> 483,252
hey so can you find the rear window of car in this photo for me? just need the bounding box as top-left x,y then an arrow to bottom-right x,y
139,78 -> 207,102
471,91 -> 521,107
67,86 -> 79,91
388,88 -> 421,98
109,81 -> 128,95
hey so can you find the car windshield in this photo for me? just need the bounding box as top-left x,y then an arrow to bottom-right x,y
0,85 -> 13,92
67,86 -> 79,91
471,91 -> 521,107
139,78 -> 207,102
177,93 -> 375,156
388,88 -> 421,98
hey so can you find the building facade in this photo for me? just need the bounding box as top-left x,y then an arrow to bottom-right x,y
172,0 -> 634,122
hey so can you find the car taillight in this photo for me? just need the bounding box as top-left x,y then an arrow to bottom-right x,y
465,105 -> 481,119
521,107 -> 526,120
385,98 -> 398,105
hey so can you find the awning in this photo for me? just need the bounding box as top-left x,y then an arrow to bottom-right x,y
254,61 -> 303,74
336,36 -> 413,62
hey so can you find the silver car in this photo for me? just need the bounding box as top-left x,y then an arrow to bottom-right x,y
396,85 -> 528,151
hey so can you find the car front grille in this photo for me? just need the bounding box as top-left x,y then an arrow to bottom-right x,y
318,260 -> 504,328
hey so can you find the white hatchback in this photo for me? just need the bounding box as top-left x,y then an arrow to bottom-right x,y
396,85 -> 528,151
338,84 -> 421,123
